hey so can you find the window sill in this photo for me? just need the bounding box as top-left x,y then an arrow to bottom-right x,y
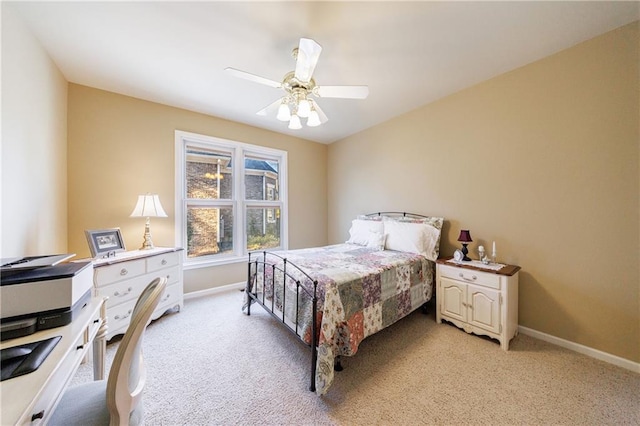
182,255 -> 249,271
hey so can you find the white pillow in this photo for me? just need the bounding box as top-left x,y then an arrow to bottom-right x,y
346,219 -> 384,246
383,220 -> 441,261
366,230 -> 386,251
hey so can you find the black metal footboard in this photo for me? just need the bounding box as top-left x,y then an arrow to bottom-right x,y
245,251 -> 319,392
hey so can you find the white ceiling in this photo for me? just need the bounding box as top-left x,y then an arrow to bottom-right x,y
8,1 -> 639,144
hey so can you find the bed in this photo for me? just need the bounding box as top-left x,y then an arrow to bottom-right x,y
243,212 -> 444,395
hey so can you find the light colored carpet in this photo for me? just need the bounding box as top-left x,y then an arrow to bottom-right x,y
73,289 -> 639,425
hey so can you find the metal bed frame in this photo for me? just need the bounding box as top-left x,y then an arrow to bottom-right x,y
244,212 -> 432,392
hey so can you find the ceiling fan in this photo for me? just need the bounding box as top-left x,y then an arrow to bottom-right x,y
225,38 -> 369,129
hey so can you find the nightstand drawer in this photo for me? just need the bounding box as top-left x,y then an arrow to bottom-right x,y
438,264 -> 500,289
94,259 -> 146,286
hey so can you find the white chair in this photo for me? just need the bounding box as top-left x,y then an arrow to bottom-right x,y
49,277 -> 167,426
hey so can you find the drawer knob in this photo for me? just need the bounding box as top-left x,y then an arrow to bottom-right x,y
161,259 -> 167,265
460,274 -> 477,282
114,310 -> 132,321
120,268 -> 128,276
32,411 -> 45,421
114,287 -> 133,297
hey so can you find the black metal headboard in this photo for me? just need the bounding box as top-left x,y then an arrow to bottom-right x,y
363,212 -> 431,219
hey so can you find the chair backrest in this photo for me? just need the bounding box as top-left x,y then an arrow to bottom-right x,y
106,276 -> 167,426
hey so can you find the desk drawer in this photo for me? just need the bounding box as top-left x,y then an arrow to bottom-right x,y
32,337 -> 85,424
33,308 -> 101,425
94,259 -> 146,287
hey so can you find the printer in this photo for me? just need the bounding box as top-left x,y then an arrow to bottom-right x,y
0,260 -> 93,341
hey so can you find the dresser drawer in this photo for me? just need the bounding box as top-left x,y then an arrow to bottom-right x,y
94,259 -> 146,287
153,282 -> 183,321
438,264 -> 501,289
147,251 -> 178,272
154,265 -> 180,286
107,299 -> 137,334
97,274 -> 157,309
159,282 -> 181,306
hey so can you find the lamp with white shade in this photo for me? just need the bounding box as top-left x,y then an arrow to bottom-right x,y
130,194 -> 167,250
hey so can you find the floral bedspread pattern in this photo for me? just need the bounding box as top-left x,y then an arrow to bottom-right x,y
244,243 -> 434,395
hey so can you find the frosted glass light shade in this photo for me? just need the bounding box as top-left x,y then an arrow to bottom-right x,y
307,110 -> 321,127
288,114 -> 302,130
297,99 -> 311,118
130,194 -> 168,218
276,102 -> 291,121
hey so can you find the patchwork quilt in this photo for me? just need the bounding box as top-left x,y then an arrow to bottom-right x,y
244,243 -> 434,395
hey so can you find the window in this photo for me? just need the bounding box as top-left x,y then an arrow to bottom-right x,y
175,131 -> 287,267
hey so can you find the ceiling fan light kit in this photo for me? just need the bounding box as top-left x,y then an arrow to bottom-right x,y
226,37 -> 369,130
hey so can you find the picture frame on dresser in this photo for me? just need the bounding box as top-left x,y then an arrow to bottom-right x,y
85,228 -> 126,258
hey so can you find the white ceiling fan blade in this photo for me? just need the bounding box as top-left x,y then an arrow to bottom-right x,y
294,38 -> 322,83
256,98 -> 283,116
311,100 -> 329,124
225,67 -> 282,88
315,85 -> 369,99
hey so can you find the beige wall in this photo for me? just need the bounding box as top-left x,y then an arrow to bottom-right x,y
67,85 -> 327,293
4,4 -> 637,365
328,22 -> 639,362
1,5 -> 68,258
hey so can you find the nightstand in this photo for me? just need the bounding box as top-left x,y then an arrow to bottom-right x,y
436,257 -> 520,350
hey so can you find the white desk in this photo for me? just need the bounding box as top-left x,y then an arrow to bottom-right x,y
0,297 -> 107,425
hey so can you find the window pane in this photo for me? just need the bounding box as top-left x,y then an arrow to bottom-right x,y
246,207 -> 280,251
187,148 -> 232,200
245,156 -> 279,201
186,206 -> 233,257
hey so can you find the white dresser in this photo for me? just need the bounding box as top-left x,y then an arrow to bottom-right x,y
436,258 -> 520,350
92,247 -> 183,340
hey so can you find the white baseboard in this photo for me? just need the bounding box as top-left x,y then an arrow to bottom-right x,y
518,325 -> 640,374
184,281 -> 245,300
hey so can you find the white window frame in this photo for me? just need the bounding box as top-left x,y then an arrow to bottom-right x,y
266,183 -> 276,224
175,130 -> 288,269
